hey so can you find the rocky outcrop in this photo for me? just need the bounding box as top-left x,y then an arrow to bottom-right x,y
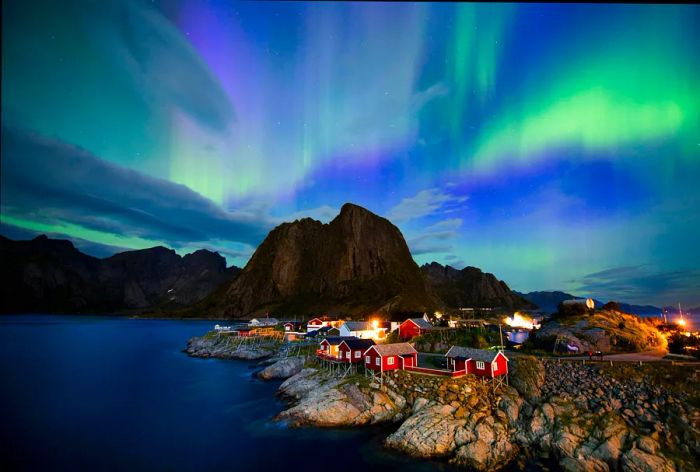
274,357 -> 699,472
185,334 -> 274,360
257,357 -> 305,380
275,368 -> 405,427
422,262 -> 535,310
508,355 -> 545,401
0,235 -> 239,313
535,311 -> 665,353
210,203 -> 441,318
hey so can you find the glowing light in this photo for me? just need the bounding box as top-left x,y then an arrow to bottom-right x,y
504,312 -> 538,330
372,319 -> 379,329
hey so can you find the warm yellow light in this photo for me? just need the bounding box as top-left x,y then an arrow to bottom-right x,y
372,320 -> 379,329
677,318 -> 687,327
504,312 -> 535,329
434,311 -> 443,319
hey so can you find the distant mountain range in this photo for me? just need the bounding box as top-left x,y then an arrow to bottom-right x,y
0,235 -> 239,313
2,204 -> 531,318
4,204 -> 688,318
515,290 -> 667,315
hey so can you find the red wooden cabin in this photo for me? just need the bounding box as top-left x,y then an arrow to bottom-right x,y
318,336 -> 357,360
398,318 -> 433,340
364,343 -> 418,372
338,338 -> 375,364
444,346 -> 509,378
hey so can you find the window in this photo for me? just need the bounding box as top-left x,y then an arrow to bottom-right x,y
493,362 -> 498,372
346,351 -> 350,359
388,357 -> 394,365
365,356 -> 370,364
375,357 -> 380,366
355,351 -> 361,358
476,361 -> 485,370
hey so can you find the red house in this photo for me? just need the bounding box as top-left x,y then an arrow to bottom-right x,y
364,343 -> 418,372
338,338 -> 375,364
284,321 -> 302,332
318,336 -> 357,360
444,346 -> 509,378
398,318 -> 433,340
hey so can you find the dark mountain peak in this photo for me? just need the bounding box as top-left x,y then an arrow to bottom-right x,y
421,262 -> 534,310
339,202 -> 371,216
213,203 -> 439,318
182,249 -> 227,271
31,234 -> 77,251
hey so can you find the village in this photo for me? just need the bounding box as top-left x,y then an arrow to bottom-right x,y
213,313 -> 514,389
206,298 -> 699,388
186,302 -> 700,471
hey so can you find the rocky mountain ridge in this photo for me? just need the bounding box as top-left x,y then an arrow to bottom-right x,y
0,235 -> 239,313
422,262 -> 535,310
207,203 -> 441,318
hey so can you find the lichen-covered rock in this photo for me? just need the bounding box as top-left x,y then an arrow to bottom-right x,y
509,356 -> 545,401
276,379 -> 401,427
257,357 -> 304,380
621,447 -> 675,472
384,404 -> 464,457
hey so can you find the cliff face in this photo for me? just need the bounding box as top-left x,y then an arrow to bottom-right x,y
0,235 -> 238,313
214,203 -> 440,318
421,262 -> 535,310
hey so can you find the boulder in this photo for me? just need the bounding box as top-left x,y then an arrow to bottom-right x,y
621,447 -> 675,472
257,356 -> 305,380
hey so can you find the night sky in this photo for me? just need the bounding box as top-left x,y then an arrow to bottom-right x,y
2,1 -> 699,306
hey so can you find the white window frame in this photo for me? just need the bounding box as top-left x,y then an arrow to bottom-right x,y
365,356 -> 370,364
345,351 -> 350,359
375,357 -> 381,366
387,357 -> 394,366
493,362 -> 498,371
354,351 -> 361,358
476,361 -> 485,370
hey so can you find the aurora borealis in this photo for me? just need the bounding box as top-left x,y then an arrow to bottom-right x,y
2,1 -> 699,306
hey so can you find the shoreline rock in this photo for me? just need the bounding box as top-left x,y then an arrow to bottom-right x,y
273,358 -> 699,471
185,334 -> 698,471
185,334 -> 275,360
257,357 -> 305,380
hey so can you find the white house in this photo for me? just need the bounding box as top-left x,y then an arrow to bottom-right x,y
339,321 -> 386,339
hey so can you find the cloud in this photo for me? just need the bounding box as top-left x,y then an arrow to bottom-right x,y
87,0 -> 235,131
1,127 -> 272,250
407,218 -> 463,256
387,188 -> 468,223
573,264 -> 700,306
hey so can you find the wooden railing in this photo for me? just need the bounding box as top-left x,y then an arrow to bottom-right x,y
315,350 -> 349,362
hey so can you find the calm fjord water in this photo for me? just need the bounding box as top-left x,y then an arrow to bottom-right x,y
0,315 -> 456,471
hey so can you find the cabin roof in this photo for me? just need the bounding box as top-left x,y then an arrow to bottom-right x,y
320,336 -> 358,345
405,318 -> 433,329
340,338 -> 376,350
371,343 -> 417,356
342,321 -> 373,331
445,346 -> 507,363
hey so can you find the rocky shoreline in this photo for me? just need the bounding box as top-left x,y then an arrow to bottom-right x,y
187,334 -> 699,471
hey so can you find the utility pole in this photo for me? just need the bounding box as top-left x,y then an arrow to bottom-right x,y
499,323 -> 504,351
